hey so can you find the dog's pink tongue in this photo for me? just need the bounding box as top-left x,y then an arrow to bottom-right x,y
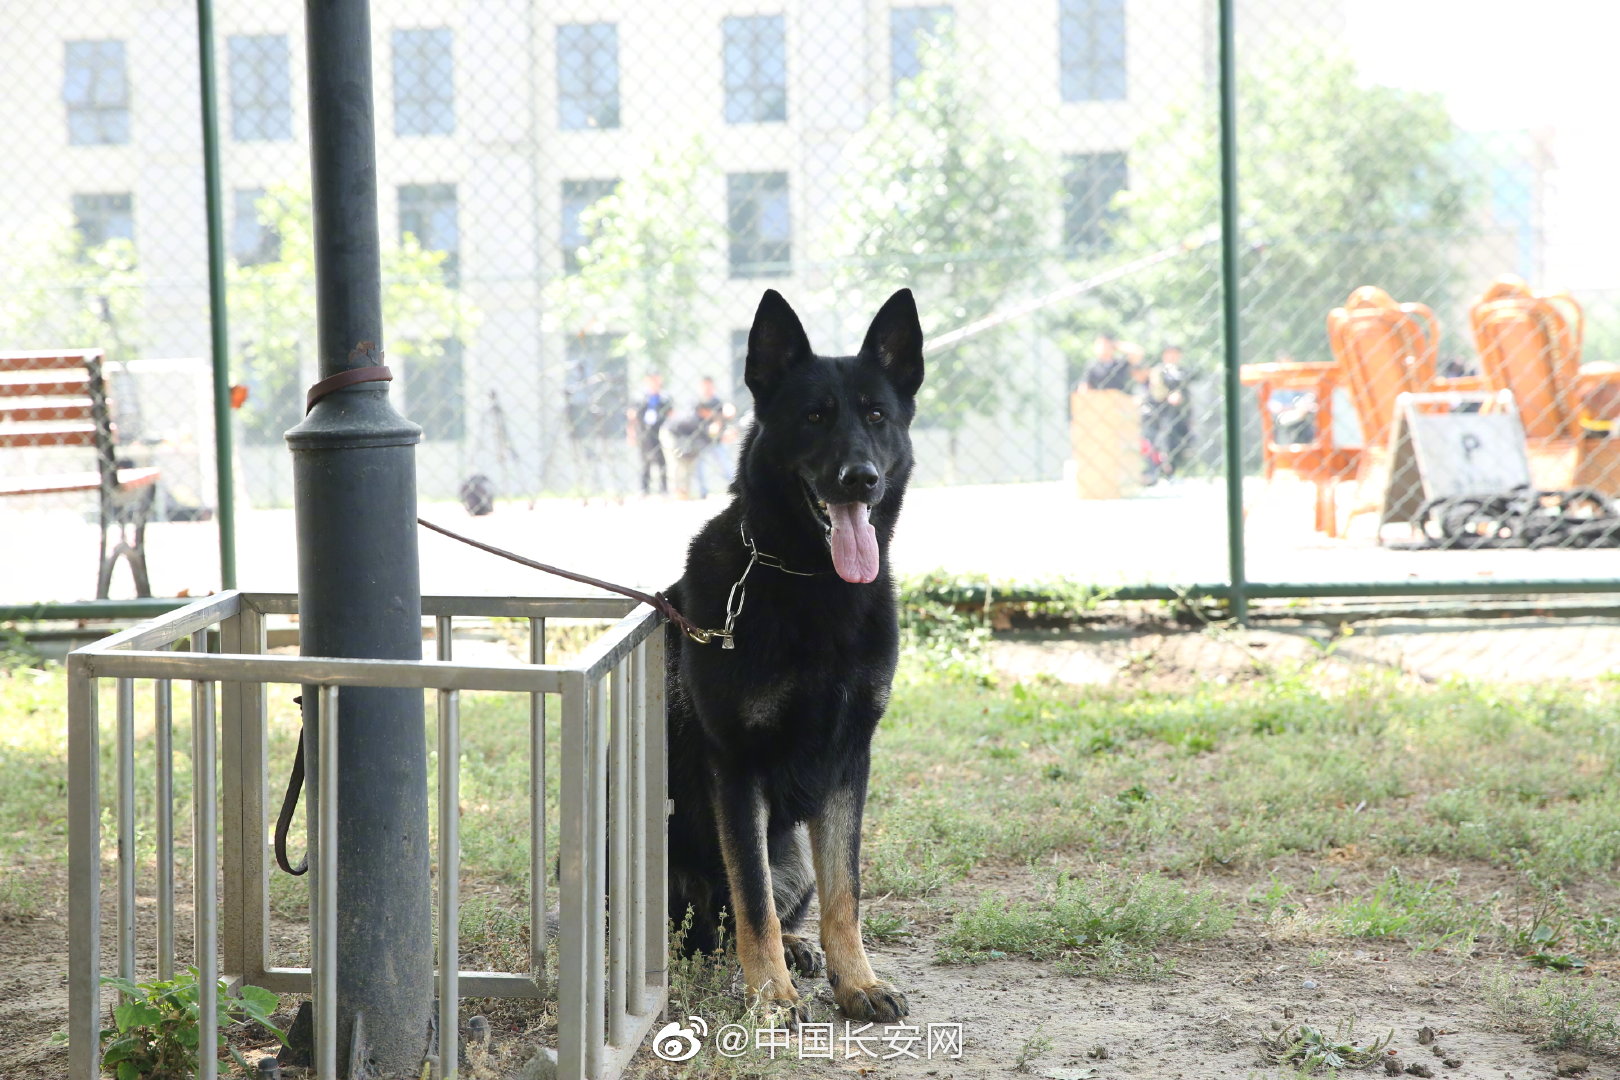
828,502 -> 880,583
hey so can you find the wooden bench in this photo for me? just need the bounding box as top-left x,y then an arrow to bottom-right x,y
0,349 -> 160,597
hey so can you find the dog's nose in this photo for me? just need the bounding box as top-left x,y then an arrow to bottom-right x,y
838,462 -> 881,498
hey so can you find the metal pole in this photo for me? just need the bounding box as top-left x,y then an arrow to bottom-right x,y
155,674 -> 175,980
116,678 -> 136,986
66,659 -> 100,1080
315,686 -> 341,1080
436,618 -> 460,1080
1218,0 -> 1248,627
528,618 -> 548,985
194,677 -> 219,1080
196,0 -> 237,590
288,0 -> 432,1072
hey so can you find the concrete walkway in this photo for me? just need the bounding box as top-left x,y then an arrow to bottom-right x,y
4,477 -> 1618,606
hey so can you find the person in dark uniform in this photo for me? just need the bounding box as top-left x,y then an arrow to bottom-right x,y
627,372 -> 672,495
1081,331 -> 1134,392
1145,345 -> 1193,477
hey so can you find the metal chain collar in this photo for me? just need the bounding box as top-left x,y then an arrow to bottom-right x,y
686,519 -> 821,649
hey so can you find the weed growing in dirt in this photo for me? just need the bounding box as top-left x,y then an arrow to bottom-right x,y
1013,1023 -> 1053,1072
862,908 -> 910,945
1484,965 -> 1620,1053
1259,1019 -> 1393,1072
937,871 -> 1232,966
97,970 -> 283,1079
1326,867 -> 1485,942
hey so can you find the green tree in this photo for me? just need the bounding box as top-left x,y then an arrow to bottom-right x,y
826,33 -> 1057,473
0,221 -> 143,361
543,139 -> 721,375
1110,46 -> 1473,369
229,186 -> 475,444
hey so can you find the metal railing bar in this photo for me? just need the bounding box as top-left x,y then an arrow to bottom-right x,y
242,592 -> 637,620
644,628 -> 670,989
81,650 -> 570,694
116,677 -> 136,987
529,616 -> 548,984
314,685 -> 339,1080
607,658 -> 629,1046
193,677 -> 219,1080
218,611 -> 247,984
423,596 -> 637,619
83,592 -> 243,654
220,607 -> 269,987
251,966 -> 544,999
575,607 -> 664,683
437,615 -> 461,1080
585,674 -> 609,1078
557,673 -> 589,1080
597,1010 -> 670,1080
437,616 -> 454,664
628,642 -> 648,1011
155,668 -> 175,981
66,657 -> 100,1080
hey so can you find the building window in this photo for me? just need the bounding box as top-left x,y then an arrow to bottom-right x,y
410,338 -> 465,440
561,178 -> 619,273
228,34 -> 292,141
557,23 -> 620,130
72,192 -> 134,248
890,6 -> 952,93
727,172 -> 790,278
393,28 -> 455,136
564,334 -> 628,440
1062,151 -> 1128,250
723,15 -> 786,124
398,183 -> 459,285
64,40 -> 129,146
1060,0 -> 1126,102
232,188 -> 280,265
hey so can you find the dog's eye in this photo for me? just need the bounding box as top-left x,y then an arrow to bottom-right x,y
806,410 -> 823,424
867,408 -> 885,424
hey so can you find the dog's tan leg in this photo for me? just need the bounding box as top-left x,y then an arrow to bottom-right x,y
809,783 -> 909,1022
713,781 -> 802,1015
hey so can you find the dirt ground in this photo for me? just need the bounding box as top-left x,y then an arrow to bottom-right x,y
4,620 -> 1617,1079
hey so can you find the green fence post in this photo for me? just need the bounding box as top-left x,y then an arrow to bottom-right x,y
196,0 -> 237,590
1218,0 -> 1248,626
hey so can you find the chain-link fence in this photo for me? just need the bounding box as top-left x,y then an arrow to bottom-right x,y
3,0 -> 1618,608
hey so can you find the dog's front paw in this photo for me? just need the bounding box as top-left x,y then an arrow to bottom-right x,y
832,979 -> 909,1022
753,982 -> 811,1027
782,933 -> 825,976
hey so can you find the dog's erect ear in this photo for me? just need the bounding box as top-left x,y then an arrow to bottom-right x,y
745,290 -> 813,405
860,289 -> 924,398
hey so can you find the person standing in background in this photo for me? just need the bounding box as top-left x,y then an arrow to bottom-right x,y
1145,345 -> 1193,477
692,376 -> 736,499
1080,331 -> 1134,392
627,372 -> 672,496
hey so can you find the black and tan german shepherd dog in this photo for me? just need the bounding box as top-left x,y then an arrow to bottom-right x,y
662,288 -> 923,1023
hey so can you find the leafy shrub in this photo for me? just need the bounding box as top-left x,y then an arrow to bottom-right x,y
99,970 -> 283,1080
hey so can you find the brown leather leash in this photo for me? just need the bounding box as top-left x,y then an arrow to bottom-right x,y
305,364 -> 392,412
415,516 -> 713,641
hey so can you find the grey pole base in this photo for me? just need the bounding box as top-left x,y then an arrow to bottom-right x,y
288,385 -> 432,1077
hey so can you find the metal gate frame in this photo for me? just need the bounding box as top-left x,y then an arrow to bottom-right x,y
67,591 -> 669,1080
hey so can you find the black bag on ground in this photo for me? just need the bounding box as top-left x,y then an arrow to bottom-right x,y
1405,485 -> 1620,549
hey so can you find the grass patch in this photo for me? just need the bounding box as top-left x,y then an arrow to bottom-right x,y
862,908 -> 911,945
1485,965 -> 1620,1053
937,871 -> 1232,967
1325,867 -> 1484,942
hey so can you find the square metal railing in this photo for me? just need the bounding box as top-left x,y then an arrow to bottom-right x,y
66,591 -> 669,1080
